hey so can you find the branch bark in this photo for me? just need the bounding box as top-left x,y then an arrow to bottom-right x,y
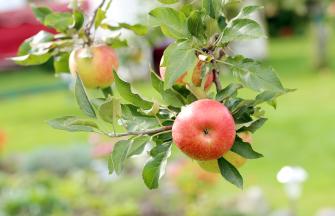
213,68 -> 222,92
84,0 -> 107,45
106,125 -> 172,138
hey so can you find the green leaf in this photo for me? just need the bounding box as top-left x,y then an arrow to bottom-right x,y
101,23 -> 148,36
152,132 -> 172,145
113,70 -> 153,109
121,104 -> 159,132
149,7 -> 188,39
142,142 -> 172,189
163,41 -> 197,89
230,136 -> 263,159
102,87 -> 113,98
149,142 -> 171,157
17,39 -> 33,56
158,0 -> 178,4
141,101 -> 160,116
151,71 -> 185,107
202,0 -> 221,19
11,52 -> 51,66
254,90 -> 284,105
94,8 -> 106,29
180,3 -> 194,17
238,118 -> 267,133
216,83 -> 243,101
53,52 -> 70,73
128,136 -> 151,157
218,15 -> 227,30
204,16 -> 221,38
15,30 -> 53,57
221,19 -> 264,44
98,97 -> 122,124
118,23 -> 148,36
226,56 -> 285,93
233,107 -> 254,124
72,11 -> 85,30
105,37 -> 128,48
48,116 -> 99,132
217,157 -> 243,189
187,10 -> 205,38
111,140 -> 132,175
108,155 -> 115,174
75,76 -> 96,118
31,6 -> 52,23
232,5 -> 263,21
44,12 -> 74,33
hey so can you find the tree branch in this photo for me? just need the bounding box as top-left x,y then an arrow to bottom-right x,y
213,68 -> 222,92
85,0 -> 107,45
105,125 -> 172,138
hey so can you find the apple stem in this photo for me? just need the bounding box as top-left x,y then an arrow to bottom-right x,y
104,125 -> 173,138
84,0 -> 108,45
203,128 -> 209,135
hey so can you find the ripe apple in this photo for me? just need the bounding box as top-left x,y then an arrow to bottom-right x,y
197,132 -> 253,173
69,44 -> 119,89
159,58 -> 213,90
172,99 -> 236,160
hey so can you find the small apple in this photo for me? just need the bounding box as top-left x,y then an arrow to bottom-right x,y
69,44 -> 119,89
197,132 -> 253,173
172,99 -> 236,160
159,58 -> 213,90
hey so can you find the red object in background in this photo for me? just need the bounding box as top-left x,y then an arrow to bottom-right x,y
279,26 -> 294,37
0,130 -> 6,152
0,2 -> 89,68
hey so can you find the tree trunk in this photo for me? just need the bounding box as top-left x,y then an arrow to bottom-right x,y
309,0 -> 329,70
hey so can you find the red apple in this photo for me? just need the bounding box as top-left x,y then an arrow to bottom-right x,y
69,44 -> 119,89
197,132 -> 253,173
159,58 -> 213,90
172,99 -> 236,160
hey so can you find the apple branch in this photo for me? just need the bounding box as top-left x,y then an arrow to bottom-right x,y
84,0 -> 108,45
213,69 -> 222,92
105,125 -> 172,138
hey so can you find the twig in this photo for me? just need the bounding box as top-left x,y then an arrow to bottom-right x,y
84,0 -> 107,45
213,68 -> 222,92
105,125 -> 172,138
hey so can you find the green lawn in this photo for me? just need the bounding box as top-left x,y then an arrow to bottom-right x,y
0,32 -> 334,215
0,68 -> 88,153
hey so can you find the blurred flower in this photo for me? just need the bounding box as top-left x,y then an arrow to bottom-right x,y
328,1 -> 335,16
277,166 -> 308,184
277,166 -> 308,200
91,143 -> 114,158
89,133 -> 116,158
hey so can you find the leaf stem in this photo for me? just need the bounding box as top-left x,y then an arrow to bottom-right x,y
84,0 -> 108,45
105,125 -> 173,138
216,59 -> 234,67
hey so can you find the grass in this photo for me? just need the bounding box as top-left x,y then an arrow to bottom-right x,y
0,30 -> 335,215
0,68 -> 88,153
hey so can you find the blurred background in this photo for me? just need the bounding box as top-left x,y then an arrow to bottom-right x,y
0,0 -> 335,215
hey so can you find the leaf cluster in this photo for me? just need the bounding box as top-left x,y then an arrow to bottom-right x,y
11,2 -> 147,71
14,0 -> 293,189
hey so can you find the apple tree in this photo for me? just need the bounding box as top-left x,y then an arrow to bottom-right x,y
12,0 -> 292,189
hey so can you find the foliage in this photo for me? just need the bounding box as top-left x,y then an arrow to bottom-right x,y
13,0 -> 291,189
